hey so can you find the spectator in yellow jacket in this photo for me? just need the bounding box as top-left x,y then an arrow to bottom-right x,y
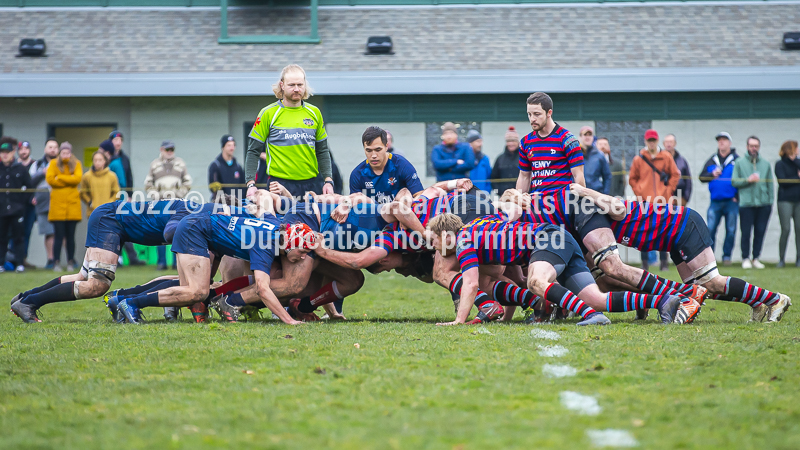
46,142 -> 83,272
80,150 -> 120,216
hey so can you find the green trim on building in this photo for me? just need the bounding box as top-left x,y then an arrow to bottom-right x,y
320,91 -> 800,123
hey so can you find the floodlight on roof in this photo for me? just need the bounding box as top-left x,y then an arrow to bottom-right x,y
366,36 -> 393,55
18,39 -> 46,57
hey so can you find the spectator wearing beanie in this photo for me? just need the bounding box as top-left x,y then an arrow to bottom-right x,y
467,130 -> 492,193
46,141 -> 83,272
431,122 -> 475,181
491,126 -> 521,195
208,134 -> 244,198
80,149 -> 119,216
0,137 -> 33,273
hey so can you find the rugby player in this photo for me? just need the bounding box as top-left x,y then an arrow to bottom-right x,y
569,184 -> 792,323
114,190 -> 307,325
428,214 -> 688,326
515,92 -> 585,194
10,199 -> 227,323
350,126 -> 424,204
497,188 -> 707,311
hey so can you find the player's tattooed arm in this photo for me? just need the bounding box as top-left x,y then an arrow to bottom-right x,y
254,270 -> 302,325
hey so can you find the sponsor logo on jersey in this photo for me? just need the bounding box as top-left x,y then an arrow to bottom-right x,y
253,116 -> 262,127
228,216 -> 240,231
303,118 -> 314,126
412,173 -> 418,180
365,182 -> 374,188
234,171 -> 240,179
388,177 -> 397,186
622,236 -> 630,244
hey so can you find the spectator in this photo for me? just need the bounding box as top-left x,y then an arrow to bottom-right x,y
597,137 -> 626,197
30,138 -> 58,269
245,64 -> 334,198
208,134 -> 244,199
432,122 -> 474,182
775,140 -> 800,267
14,141 -> 36,268
79,150 -> 119,216
46,142 -> 83,272
105,134 -> 144,267
628,129 -> 680,271
108,130 -> 133,194
466,130 -> 492,193
663,134 -> 692,205
699,131 -> 739,265
0,137 -> 32,273
490,126 -> 520,195
579,126 -> 611,195
145,140 -> 192,270
350,126 -> 423,204
386,130 -> 403,156
732,136 -> 773,269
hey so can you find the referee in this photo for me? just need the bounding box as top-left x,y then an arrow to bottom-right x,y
245,64 -> 334,198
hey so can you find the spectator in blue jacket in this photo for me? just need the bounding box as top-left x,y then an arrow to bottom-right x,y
432,122 -> 475,182
578,126 -> 611,194
699,131 -> 739,265
466,130 -> 492,193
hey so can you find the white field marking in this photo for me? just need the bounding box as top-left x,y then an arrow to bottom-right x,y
542,364 -> 578,378
475,326 -> 493,335
530,329 -> 561,340
537,345 -> 568,357
586,429 -> 639,447
560,391 -> 602,416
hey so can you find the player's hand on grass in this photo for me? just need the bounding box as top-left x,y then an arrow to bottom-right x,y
328,312 -> 347,321
436,320 -> 464,326
285,319 -> 304,325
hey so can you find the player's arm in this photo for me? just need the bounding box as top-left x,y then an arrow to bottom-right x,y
427,178 -> 473,193
569,183 -> 626,221
570,166 -> 586,187
515,170 -> 531,193
314,243 -> 388,270
254,270 -> 302,325
437,266 -> 479,325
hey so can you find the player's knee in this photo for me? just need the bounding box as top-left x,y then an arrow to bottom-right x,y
194,287 -> 210,303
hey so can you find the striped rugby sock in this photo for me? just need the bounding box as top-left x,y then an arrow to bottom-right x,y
605,292 -> 670,312
544,283 -> 596,319
637,272 -> 695,297
716,277 -> 780,307
491,281 -> 538,308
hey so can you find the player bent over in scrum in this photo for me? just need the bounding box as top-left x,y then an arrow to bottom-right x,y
570,184 -> 791,323
10,199 -> 225,323
428,214 -> 690,326
116,191 -> 305,325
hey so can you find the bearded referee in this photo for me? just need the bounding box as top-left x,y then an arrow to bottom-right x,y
245,64 -> 334,199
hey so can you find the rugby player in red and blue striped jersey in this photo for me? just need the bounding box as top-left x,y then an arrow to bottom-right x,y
515,92 -> 585,194
571,184 -> 792,323
427,214 -> 689,326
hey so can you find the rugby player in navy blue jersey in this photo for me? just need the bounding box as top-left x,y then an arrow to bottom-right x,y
570,184 -> 791,323
350,126 -> 424,204
10,199 -> 228,323
114,190 -> 311,325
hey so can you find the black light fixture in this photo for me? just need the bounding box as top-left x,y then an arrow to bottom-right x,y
782,32 -> 800,50
365,36 -> 393,55
18,39 -> 46,57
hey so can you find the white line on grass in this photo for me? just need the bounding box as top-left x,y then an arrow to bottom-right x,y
586,429 -> 639,447
560,391 -> 602,416
543,364 -> 578,378
530,329 -> 561,340
537,345 -> 569,357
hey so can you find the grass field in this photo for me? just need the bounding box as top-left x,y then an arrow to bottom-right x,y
1,265 -> 799,449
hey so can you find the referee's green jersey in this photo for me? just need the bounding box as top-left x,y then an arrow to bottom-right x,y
248,101 -> 328,180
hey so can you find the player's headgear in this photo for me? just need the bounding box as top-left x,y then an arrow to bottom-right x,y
286,223 -> 316,251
